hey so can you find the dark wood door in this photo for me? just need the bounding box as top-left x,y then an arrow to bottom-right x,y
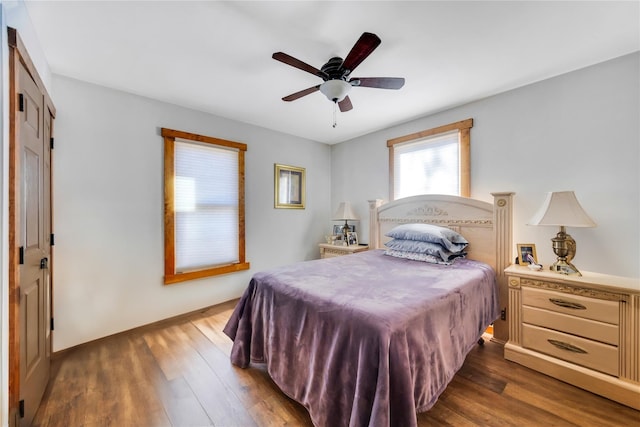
18,60 -> 50,426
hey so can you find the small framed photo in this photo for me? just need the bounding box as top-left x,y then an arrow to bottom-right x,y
346,232 -> 358,246
517,243 -> 538,265
333,224 -> 354,236
275,164 -> 305,209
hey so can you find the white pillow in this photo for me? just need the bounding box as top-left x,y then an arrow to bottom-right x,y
385,223 -> 468,252
384,239 -> 466,260
384,249 -> 465,265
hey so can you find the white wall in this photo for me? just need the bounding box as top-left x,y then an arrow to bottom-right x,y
332,52 -> 640,279
50,75 -> 331,351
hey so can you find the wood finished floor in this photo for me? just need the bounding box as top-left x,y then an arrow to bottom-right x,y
33,299 -> 639,427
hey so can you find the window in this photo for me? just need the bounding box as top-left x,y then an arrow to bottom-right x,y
162,128 -> 249,284
388,118 -> 473,200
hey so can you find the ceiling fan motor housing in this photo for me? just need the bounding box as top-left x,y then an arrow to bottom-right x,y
321,57 -> 349,80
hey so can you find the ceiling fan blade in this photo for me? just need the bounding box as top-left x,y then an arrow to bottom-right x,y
338,96 -> 353,112
350,77 -> 405,90
341,32 -> 381,73
282,85 -> 320,102
272,52 -> 327,79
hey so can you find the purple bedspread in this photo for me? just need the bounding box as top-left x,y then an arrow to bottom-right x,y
223,250 -> 499,427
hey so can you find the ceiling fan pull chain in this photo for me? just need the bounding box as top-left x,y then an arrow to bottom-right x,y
333,102 -> 338,128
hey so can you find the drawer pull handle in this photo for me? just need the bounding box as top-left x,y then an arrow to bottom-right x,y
547,339 -> 588,354
549,298 -> 586,310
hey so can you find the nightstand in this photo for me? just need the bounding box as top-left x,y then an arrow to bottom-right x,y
504,264 -> 640,409
319,243 -> 368,259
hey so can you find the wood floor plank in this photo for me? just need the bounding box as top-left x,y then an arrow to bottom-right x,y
94,338 -> 145,425
141,326 -> 214,426
192,314 -> 235,354
248,394 -> 310,427
455,357 -> 507,394
142,327 -> 186,382
465,347 -> 639,423
188,317 -> 313,426
32,299 -> 640,427
417,401 -> 478,427
175,323 -> 259,426
33,333 -> 173,427
161,375 -> 214,426
128,333 -> 175,425
447,375 -> 579,426
502,381 -> 622,427
33,393 -> 86,427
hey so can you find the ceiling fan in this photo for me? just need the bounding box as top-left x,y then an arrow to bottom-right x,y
272,32 -> 405,117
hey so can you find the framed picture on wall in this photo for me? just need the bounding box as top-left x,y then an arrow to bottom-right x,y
517,243 -> 538,265
274,164 -> 305,209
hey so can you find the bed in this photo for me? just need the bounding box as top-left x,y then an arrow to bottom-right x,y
224,193 -> 514,427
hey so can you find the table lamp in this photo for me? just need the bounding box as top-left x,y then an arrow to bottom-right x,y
528,191 -> 596,276
333,202 -> 358,240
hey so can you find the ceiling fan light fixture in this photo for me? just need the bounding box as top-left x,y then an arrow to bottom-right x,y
319,79 -> 351,102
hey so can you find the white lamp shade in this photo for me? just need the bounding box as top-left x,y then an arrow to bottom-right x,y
319,80 -> 351,102
528,191 -> 596,227
333,202 -> 358,221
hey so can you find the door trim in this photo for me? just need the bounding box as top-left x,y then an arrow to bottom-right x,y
7,27 -> 56,425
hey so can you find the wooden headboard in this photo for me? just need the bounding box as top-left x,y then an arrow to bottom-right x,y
368,193 -> 514,343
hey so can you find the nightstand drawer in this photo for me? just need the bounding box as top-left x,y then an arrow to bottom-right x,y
522,306 -> 619,345
321,249 -> 344,259
522,323 -> 618,376
522,287 -> 619,325
319,243 -> 368,259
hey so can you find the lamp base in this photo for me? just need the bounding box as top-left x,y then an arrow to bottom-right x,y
550,259 -> 582,276
550,226 -> 582,276
341,220 -> 350,240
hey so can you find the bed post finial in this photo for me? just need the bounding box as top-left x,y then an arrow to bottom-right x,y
491,192 -> 514,344
368,199 -> 384,249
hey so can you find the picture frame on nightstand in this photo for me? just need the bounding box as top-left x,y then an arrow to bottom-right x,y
333,224 -> 355,236
346,232 -> 358,246
517,243 -> 537,265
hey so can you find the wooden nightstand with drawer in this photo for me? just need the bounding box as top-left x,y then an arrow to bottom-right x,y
504,265 -> 640,409
319,243 -> 368,259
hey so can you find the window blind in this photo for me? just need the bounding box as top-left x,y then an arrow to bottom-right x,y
174,139 -> 239,272
393,130 -> 459,199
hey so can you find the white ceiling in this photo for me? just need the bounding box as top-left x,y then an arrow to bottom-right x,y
23,1 -> 639,145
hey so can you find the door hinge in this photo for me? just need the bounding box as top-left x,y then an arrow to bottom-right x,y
19,399 -> 25,418
18,246 -> 24,265
18,93 -> 24,112
50,137 -> 54,149
51,318 -> 55,331
500,308 -> 507,321
51,233 -> 55,246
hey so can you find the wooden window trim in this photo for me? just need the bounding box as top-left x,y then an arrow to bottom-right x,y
162,128 -> 249,285
387,118 -> 473,200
